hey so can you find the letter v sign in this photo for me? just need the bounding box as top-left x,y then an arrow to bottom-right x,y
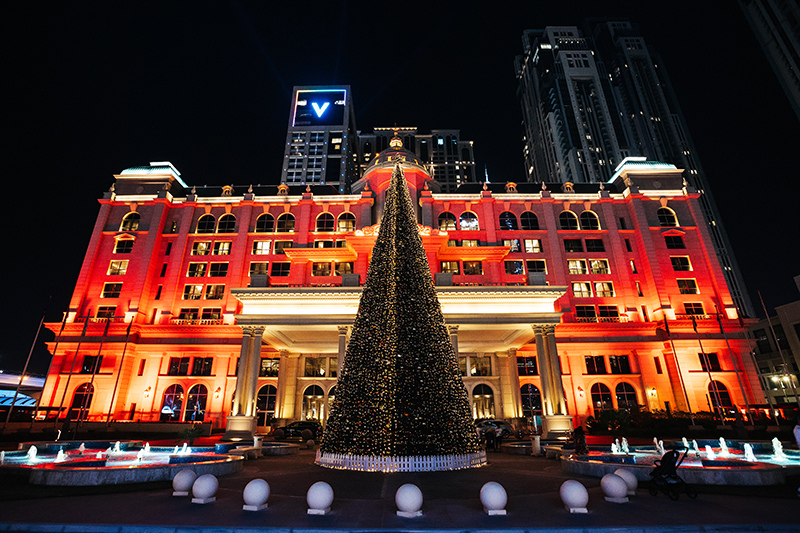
311,102 -> 329,117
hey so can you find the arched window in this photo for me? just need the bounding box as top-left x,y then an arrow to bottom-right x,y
579,211 -> 600,230
303,385 -> 325,421
615,382 -> 638,411
337,212 -> 356,232
520,383 -> 542,419
459,212 -> 479,231
276,213 -> 295,232
256,384 -> 277,427
559,211 -> 579,230
120,212 -> 140,232
160,384 -> 184,422
217,214 -> 236,233
69,383 -> 94,421
316,213 -> 335,232
326,386 -> 337,421
520,211 -> 539,230
472,384 -> 495,419
590,383 -> 613,413
255,213 -> 274,233
196,214 -> 216,234
438,212 -> 457,231
657,207 -> 678,227
185,384 -> 208,422
708,381 -> 734,410
499,211 -> 518,231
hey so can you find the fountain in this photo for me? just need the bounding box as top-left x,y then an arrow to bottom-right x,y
705,445 -> 717,460
621,437 -> 629,454
772,438 -> 786,461
78,443 -> 85,454
144,442 -> 150,454
55,450 -> 66,463
26,445 -> 37,462
692,439 -> 700,455
611,442 -> 619,454
1,450 -> 5,464
744,443 -> 757,462
113,441 -> 121,453
682,437 -> 690,450
719,437 -> 729,457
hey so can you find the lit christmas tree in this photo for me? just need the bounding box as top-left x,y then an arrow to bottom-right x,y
319,160 -> 482,468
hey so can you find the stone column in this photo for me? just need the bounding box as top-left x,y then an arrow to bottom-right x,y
543,325 -> 567,415
496,349 -> 522,420
532,325 -> 553,416
448,325 -> 460,355
276,350 -> 298,421
224,325 -> 264,441
337,326 -> 349,377
537,324 -> 572,438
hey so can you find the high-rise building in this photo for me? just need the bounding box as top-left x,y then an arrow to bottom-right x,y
280,86 -> 360,192
516,23 -> 754,317
739,0 -> 800,121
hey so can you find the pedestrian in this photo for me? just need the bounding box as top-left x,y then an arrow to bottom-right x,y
793,414 -> 800,450
495,426 -> 504,452
485,427 -> 496,452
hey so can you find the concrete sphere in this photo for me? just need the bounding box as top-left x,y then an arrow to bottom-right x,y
273,429 -> 285,440
601,473 -> 628,500
172,469 -> 197,493
243,478 -> 270,507
560,480 -> 589,510
306,481 -> 334,510
480,482 -> 507,511
395,483 -> 423,513
306,439 -> 316,449
301,429 -> 314,441
192,474 -> 219,500
613,468 -> 638,494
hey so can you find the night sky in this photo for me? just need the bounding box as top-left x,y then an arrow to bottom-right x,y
4,1 -> 799,376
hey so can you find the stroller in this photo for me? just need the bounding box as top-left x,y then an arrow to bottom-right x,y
648,449 -> 697,500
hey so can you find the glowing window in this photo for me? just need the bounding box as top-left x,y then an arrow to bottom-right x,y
107,260 -> 128,275
252,241 -> 271,255
580,211 -> 600,230
657,207 -> 678,227
459,212 -> 479,231
255,213 -> 275,233
276,213 -> 295,232
102,283 -> 122,298
197,214 -> 216,234
217,214 -> 236,233
337,212 -> 356,232
114,239 -> 134,254
438,212 -> 457,231
192,241 -> 211,255
205,284 -> 225,299
120,212 -> 140,232
316,213 -> 335,232
499,211 -> 518,230
559,211 -> 579,230
677,279 -> 699,294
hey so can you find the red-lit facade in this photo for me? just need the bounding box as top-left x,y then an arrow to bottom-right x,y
39,149 -> 763,436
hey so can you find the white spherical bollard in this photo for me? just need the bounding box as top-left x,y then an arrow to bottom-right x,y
306,481 -> 334,515
243,478 -> 270,511
480,481 -> 508,515
560,480 -> 589,513
601,473 -> 629,503
172,468 -> 197,496
613,468 -> 638,496
192,474 -> 219,504
395,483 -> 423,517
306,439 -> 316,449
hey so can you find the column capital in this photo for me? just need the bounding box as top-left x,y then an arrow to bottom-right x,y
447,325 -> 459,334
337,325 -> 350,336
531,324 -> 547,335
242,325 -> 265,337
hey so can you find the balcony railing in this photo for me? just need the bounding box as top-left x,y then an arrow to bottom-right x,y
674,314 -> 714,320
170,318 -> 224,326
574,316 -> 629,323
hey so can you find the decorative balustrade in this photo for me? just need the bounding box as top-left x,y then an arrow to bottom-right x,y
315,450 -> 487,472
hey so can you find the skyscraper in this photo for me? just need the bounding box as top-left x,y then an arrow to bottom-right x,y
516,22 -> 754,317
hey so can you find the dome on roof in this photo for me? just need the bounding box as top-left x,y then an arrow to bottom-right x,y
363,135 -> 426,173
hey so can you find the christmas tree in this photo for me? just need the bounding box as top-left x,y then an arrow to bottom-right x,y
320,161 -> 481,462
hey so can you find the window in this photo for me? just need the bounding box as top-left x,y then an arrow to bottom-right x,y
671,256 -> 692,271
470,355 -> 492,376
312,262 -> 332,276
609,355 -> 632,374
499,211 -> 518,230
590,383 -> 613,412
314,240 -> 334,248
520,211 -> 539,230
677,279 -> 699,294
96,306 -> 116,319
459,212 -> 479,230
335,262 -> 353,275
598,305 -> 619,318
102,283 -> 122,298
80,355 -> 103,374
462,239 -> 479,247
657,207 -> 678,227
654,357 -> 663,374
585,238 -> 605,252
754,328 -> 772,354
217,214 -> 236,233
259,358 -> 280,377
120,212 -> 140,231
252,241 -> 271,255
568,260 -> 587,275
107,260 -> 128,275
183,284 -> 203,299
185,384 -> 208,422
524,239 -> 543,253
590,259 -> 610,274
684,302 -> 705,315
168,357 -> 190,376
579,211 -> 600,230
192,241 -> 211,255
304,357 -> 327,377
699,352 -> 721,372
213,242 -> 231,255
160,384 -> 183,421
209,263 -> 228,277
196,214 -> 216,233
665,235 -> 685,249
629,259 -> 637,274
187,263 -> 206,277
616,382 -> 638,410
575,305 -> 596,319
441,261 -> 460,274
191,357 -> 213,376
564,239 -> 583,252
594,282 -> 615,297
708,381 -> 733,409
138,359 -> 146,376
255,213 -> 274,233
337,212 -> 356,232
559,211 -> 579,230
69,383 -> 94,420
114,239 -> 134,254
585,355 -> 607,374
201,308 -> 221,320
276,213 -> 295,232
271,263 -> 290,277
502,239 -> 521,252
517,356 -> 538,375
463,261 -> 483,275
520,384 -> 542,417
250,262 -> 268,276
274,241 -> 293,254
526,260 -> 546,273
438,212 -> 457,231
636,282 -> 643,297
256,385 -> 277,426
178,308 -> 199,321
205,285 -> 225,299
572,282 -> 592,297
316,213 -> 335,232
505,260 -> 524,275
624,239 -> 632,252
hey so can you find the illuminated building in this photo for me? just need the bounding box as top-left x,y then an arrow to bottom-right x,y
38,147 -> 763,438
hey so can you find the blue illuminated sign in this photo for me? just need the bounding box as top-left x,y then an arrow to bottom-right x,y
293,89 -> 346,126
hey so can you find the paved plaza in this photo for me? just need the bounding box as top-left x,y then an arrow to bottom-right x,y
0,445 -> 798,533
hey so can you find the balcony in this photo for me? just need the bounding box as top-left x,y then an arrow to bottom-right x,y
574,316 -> 629,323
169,318 -> 224,326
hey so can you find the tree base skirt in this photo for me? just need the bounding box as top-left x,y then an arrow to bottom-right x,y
315,450 -> 487,472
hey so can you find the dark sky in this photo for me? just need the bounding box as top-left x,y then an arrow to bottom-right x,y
4,1 -> 799,376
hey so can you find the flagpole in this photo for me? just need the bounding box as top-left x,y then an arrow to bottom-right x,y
693,316 -> 726,425
758,291 -> 800,410
663,318 -> 694,425
714,304 -> 754,423
106,320 -> 133,425
54,317 -> 90,430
